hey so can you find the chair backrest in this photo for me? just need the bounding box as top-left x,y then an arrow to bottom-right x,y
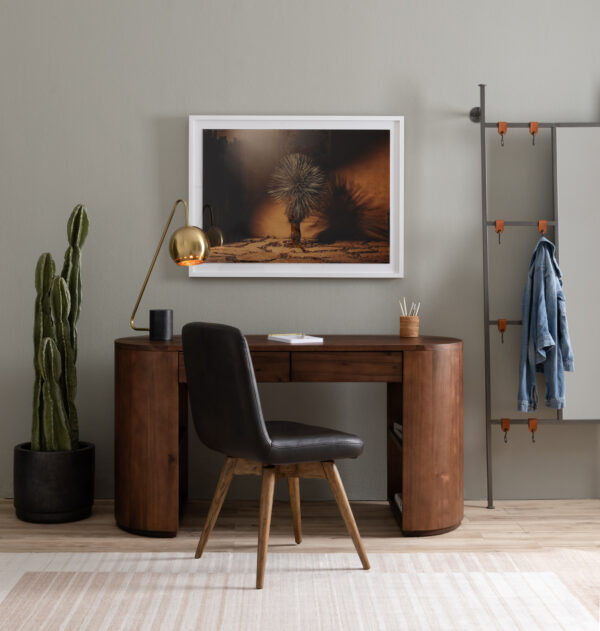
182,322 -> 272,461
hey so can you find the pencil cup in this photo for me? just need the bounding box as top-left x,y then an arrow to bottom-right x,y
400,316 -> 420,338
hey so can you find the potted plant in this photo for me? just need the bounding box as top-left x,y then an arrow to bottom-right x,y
14,205 -> 94,523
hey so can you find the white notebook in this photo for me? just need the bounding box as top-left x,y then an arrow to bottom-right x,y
267,333 -> 324,345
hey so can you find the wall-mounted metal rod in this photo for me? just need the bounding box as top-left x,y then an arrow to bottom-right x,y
478,84 -> 495,510
491,418 -> 600,425
486,220 -> 556,227
488,320 -> 522,326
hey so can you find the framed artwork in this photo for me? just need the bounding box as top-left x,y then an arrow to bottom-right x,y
188,116 -> 404,278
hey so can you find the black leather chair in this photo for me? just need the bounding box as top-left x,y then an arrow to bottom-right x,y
182,322 -> 370,589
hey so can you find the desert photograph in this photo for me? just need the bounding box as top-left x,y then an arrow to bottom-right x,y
202,128 -> 390,264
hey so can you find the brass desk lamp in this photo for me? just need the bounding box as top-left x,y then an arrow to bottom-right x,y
129,198 -> 210,340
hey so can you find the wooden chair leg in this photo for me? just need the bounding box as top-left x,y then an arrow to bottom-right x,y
287,476 -> 302,544
195,457 -> 236,559
322,461 -> 370,570
256,466 -> 276,589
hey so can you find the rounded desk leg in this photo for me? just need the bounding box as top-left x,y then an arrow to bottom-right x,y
400,346 -> 464,536
115,345 -> 181,537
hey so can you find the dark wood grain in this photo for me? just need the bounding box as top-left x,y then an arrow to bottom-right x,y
179,351 -> 290,384
115,345 -> 180,536
178,383 -> 188,511
250,352 -> 291,382
292,351 -> 402,382
401,347 -> 464,535
386,383 -> 403,507
116,334 -> 462,353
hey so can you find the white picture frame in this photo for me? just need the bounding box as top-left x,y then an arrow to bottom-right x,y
188,115 -> 404,278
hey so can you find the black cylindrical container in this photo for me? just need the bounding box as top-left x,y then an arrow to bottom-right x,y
149,309 -> 173,341
14,442 -> 95,523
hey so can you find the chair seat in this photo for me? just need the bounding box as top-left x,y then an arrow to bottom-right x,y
264,421 -> 364,464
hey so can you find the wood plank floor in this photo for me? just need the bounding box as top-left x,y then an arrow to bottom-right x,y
0,499 -> 598,553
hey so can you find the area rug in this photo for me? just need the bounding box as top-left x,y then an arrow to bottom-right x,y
0,550 -> 597,630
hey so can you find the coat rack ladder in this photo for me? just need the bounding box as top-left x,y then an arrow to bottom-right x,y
470,84 -> 600,509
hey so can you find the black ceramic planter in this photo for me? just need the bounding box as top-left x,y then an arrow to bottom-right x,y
13,442 -> 95,523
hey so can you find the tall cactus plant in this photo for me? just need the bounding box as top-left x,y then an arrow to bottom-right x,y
31,205 -> 89,451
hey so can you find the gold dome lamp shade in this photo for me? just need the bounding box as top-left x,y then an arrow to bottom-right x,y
129,199 -> 210,338
169,225 -> 210,265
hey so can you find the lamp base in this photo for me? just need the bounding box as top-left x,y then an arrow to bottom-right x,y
149,309 -> 173,341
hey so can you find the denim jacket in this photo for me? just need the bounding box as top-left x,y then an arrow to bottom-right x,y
517,237 -> 574,412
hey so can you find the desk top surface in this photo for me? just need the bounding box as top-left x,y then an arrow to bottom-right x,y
115,334 -> 462,352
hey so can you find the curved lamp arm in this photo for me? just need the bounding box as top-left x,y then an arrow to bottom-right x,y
129,199 -> 190,331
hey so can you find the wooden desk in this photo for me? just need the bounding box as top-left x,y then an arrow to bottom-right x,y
115,335 -> 463,537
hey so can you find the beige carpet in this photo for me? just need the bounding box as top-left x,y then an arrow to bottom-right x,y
0,550 -> 598,630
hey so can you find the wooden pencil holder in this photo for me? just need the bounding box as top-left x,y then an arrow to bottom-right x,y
400,316 -> 420,338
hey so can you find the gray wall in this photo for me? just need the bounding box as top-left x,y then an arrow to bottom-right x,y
1,0 -> 599,501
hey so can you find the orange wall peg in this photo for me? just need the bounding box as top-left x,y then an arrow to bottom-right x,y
495,220 -> 505,244
498,122 -> 507,146
501,418 -> 510,443
529,122 -> 539,145
528,418 -> 538,443
498,318 -> 507,343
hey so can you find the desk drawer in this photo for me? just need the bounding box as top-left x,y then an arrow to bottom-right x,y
250,351 -> 290,382
178,351 -> 290,383
291,351 -> 402,382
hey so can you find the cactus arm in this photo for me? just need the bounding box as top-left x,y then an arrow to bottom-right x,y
32,291 -> 43,451
39,338 -> 71,451
32,253 -> 56,451
51,383 -> 72,451
61,246 -> 80,351
67,204 -> 89,249
61,205 -> 88,349
51,277 -> 78,446
38,254 -> 56,341
41,379 -> 57,451
59,204 -> 88,446
31,380 -> 42,451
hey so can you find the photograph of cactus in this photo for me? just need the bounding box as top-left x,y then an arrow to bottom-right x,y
189,116 -> 404,277
202,128 -> 389,263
